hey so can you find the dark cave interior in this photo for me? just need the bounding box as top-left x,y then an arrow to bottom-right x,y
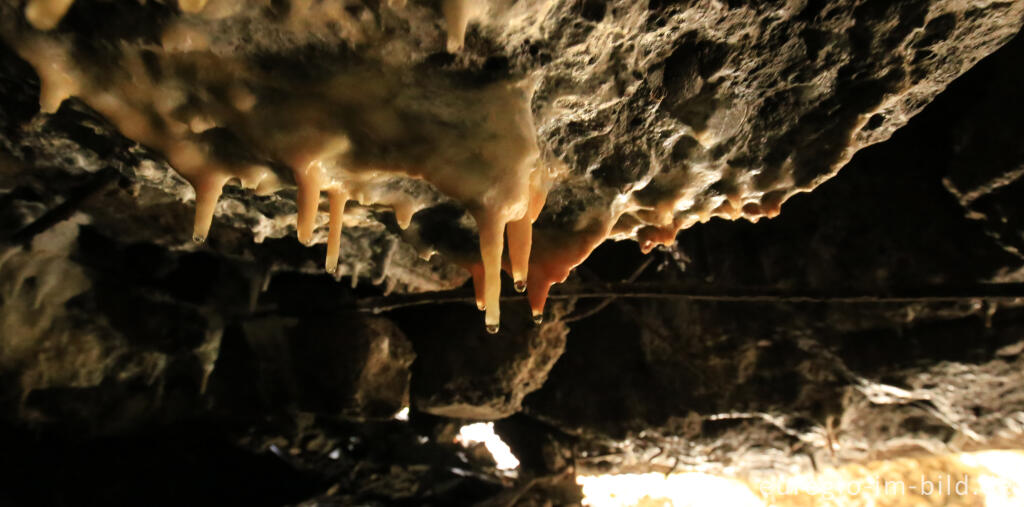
2,1 -> 1024,506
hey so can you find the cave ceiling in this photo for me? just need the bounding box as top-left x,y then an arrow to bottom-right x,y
2,0 -> 1024,505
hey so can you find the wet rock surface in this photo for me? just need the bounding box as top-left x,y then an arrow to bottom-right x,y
1,0 -> 1024,505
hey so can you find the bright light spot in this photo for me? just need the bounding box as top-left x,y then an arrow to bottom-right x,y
328,448 -> 341,460
577,473 -> 763,507
394,406 -> 410,421
455,422 -> 520,470
576,451 -> 1024,506
958,451 -> 1024,506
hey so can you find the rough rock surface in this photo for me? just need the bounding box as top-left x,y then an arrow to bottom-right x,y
406,302 -> 569,419
239,314 -> 414,419
1,0 -> 1024,505
1,0 -> 1022,309
525,29 -> 1024,478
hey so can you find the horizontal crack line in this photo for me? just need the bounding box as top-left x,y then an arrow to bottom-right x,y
353,282 -> 1024,314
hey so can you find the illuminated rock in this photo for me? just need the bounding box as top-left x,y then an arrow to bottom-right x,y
1,0 -> 1022,332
